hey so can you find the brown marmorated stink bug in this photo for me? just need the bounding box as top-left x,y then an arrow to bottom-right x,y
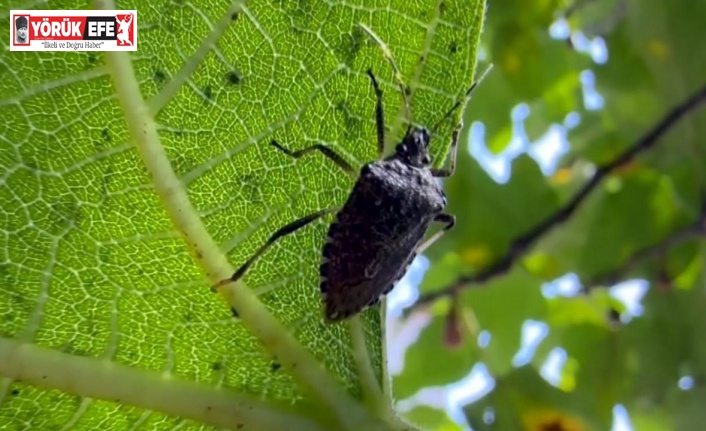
214,26 -> 491,323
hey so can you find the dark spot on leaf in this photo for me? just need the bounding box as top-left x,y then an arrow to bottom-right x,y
173,153 -> 197,176
101,128 -> 111,142
334,99 -> 363,141
449,41 -> 458,54
231,12 -> 238,21
206,406 -> 212,411
42,375 -> 47,380
439,0 -> 447,14
195,249 -> 203,259
99,164 -> 114,195
271,361 -> 281,372
211,362 -> 222,371
290,24 -> 304,35
236,425 -> 244,430
183,312 -> 194,323
88,53 -> 97,64
50,198 -> 81,232
203,85 -> 213,102
154,70 -> 166,84
227,71 -> 241,85
10,389 -> 19,396
341,26 -> 364,66
231,307 -> 239,318
0,263 -> 15,291
98,247 -> 112,264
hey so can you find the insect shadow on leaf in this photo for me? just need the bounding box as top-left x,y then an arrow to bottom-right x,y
213,24 -> 492,323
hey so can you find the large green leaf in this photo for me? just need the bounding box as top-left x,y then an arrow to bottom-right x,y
0,0 -> 486,429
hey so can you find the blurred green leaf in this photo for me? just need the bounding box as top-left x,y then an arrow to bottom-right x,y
414,0 -> 706,429
460,269 -> 546,376
401,269 -> 544,397
492,29 -> 582,103
524,71 -> 582,142
463,366 -> 609,431
674,387 -> 706,431
468,0 -> 588,151
403,405 -> 464,431
622,285 -> 706,405
535,323 -> 622,425
392,308 -> 479,399
567,0 -> 624,38
533,166 -> 687,282
629,409 -> 673,431
570,0 -> 706,211
463,65 -> 516,153
544,290 -> 618,329
429,150 -> 559,270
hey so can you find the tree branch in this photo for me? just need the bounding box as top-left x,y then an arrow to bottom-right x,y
413,82 -> 706,308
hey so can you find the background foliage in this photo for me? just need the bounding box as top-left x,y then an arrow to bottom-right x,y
393,0 -> 706,430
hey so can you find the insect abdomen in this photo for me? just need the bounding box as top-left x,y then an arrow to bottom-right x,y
319,164 -> 437,321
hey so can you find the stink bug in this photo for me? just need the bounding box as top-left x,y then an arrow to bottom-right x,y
214,25 -> 491,322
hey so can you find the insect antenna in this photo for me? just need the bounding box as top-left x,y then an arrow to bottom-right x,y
358,23 -> 413,128
430,64 -> 494,135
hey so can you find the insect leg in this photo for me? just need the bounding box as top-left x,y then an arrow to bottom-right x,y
212,207 -> 339,290
416,213 -> 455,253
270,140 -> 355,176
430,125 -> 459,178
366,69 -> 386,158
359,23 -> 413,126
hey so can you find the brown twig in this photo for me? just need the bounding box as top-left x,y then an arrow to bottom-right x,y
412,82 -> 706,308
